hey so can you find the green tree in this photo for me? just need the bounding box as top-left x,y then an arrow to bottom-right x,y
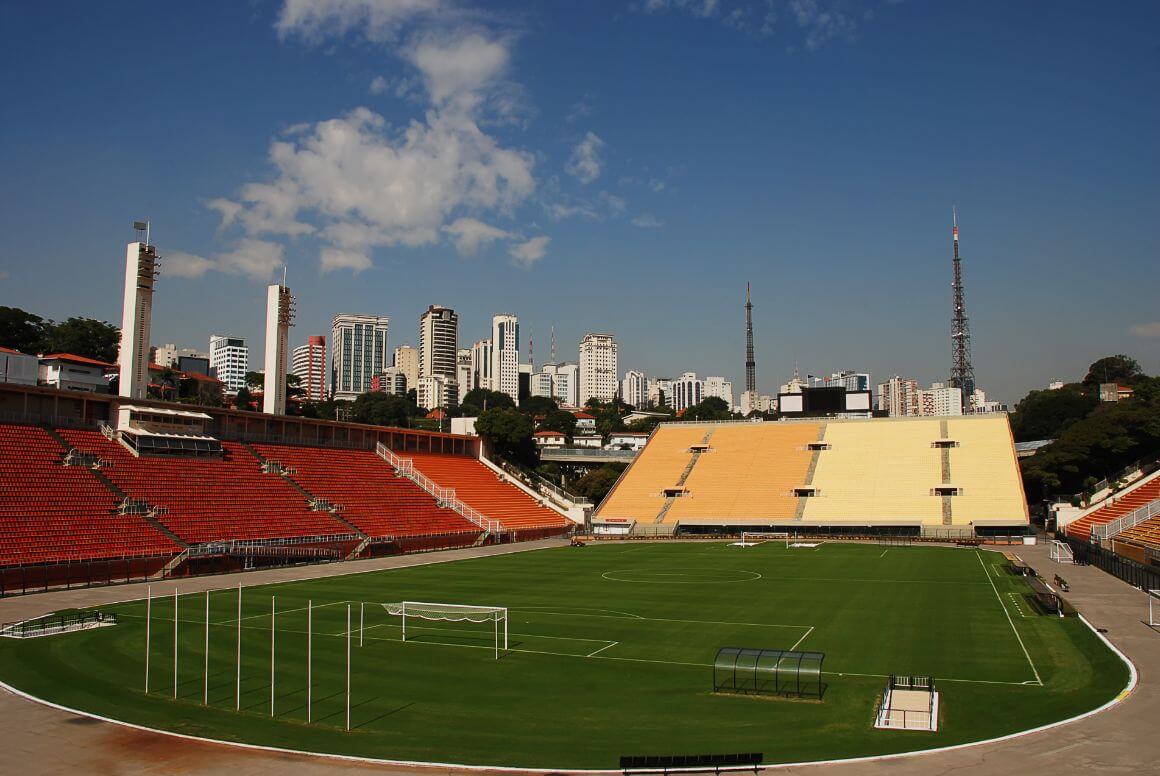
1009,385 -> 1098,442
233,387 -> 254,411
540,408 -> 578,438
1083,355 -> 1144,388
0,306 -> 48,354
681,397 -> 733,422
350,391 -> 423,427
475,407 -> 535,463
574,464 -> 626,504
460,388 -> 515,417
244,371 -> 265,390
42,316 -> 119,362
520,395 -> 558,418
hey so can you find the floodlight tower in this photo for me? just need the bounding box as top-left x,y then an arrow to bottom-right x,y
263,274 -> 295,415
947,209 -> 975,413
119,221 -> 159,400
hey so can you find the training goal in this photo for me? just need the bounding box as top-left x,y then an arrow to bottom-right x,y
1148,590 -> 1160,629
1050,540 -> 1075,564
733,531 -> 790,548
381,601 -> 508,658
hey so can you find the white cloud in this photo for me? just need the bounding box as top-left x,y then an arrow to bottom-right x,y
208,4 -> 543,272
165,239 -> 285,281
631,214 -> 664,228
320,246 -> 373,273
566,131 -> 605,184
509,235 -> 549,268
1130,322 -> 1160,338
636,0 -> 877,46
566,93 -> 594,124
442,217 -> 514,255
790,0 -> 858,51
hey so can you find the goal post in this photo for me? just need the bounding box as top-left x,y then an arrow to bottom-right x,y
738,531 -> 790,548
381,601 -> 508,658
1148,590 -> 1160,628
1050,540 -> 1074,564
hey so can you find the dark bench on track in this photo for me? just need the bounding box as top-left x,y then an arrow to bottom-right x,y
620,753 -> 762,775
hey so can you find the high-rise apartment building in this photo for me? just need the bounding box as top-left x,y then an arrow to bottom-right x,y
209,335 -> 249,394
456,349 -> 472,404
331,314 -> 389,401
419,305 -> 459,379
917,382 -> 963,417
470,340 -> 493,393
491,314 -> 520,404
153,344 -> 207,369
649,378 -> 673,409
371,366 -> 407,396
291,336 -> 327,402
393,345 -> 419,390
703,375 -> 734,411
579,333 -> 618,406
417,374 -> 456,412
876,375 -> 919,417
540,362 -> 579,407
621,370 -> 647,408
531,370 -> 554,399
672,372 -> 703,413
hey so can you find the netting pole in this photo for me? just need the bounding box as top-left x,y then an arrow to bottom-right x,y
235,584 -> 242,711
203,590 -> 210,705
306,600 -> 312,723
504,610 -> 508,651
144,585 -> 151,694
173,587 -> 179,699
359,602 -> 364,647
270,596 -> 275,717
494,616 -> 498,659
401,602 -> 407,642
345,604 -> 352,731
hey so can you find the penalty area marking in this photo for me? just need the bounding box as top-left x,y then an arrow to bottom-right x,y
601,568 -> 762,584
586,641 -> 619,657
976,551 -> 1043,685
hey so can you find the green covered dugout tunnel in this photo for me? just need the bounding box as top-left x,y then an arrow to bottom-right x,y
713,647 -> 825,699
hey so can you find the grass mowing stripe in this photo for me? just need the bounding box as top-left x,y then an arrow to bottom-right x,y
976,550 -> 1042,685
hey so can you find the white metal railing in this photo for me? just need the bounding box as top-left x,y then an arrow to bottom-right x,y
1094,497 -> 1160,540
376,443 -> 502,533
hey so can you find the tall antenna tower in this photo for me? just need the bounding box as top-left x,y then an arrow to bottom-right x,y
550,326 -> 557,363
948,209 -> 975,412
744,282 -> 756,396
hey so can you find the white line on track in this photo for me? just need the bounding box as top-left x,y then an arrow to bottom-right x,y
220,599 -> 351,625
976,551 -> 1042,685
789,626 -> 814,651
586,641 -> 619,657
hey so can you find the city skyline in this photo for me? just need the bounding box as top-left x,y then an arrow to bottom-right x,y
2,3 -> 1159,404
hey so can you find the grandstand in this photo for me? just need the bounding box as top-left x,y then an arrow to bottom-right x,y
398,451 -> 571,534
597,415 -> 1029,536
1064,470 -> 1160,542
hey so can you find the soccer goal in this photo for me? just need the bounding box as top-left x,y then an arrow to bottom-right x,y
1050,540 -> 1075,564
381,601 -> 508,658
1148,590 -> 1160,629
734,531 -> 790,548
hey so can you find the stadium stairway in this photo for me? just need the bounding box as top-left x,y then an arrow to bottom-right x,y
1065,472 -> 1160,541
394,452 -> 571,534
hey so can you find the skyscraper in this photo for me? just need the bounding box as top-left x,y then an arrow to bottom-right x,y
579,333 -> 618,406
491,314 -> 520,404
118,236 -> 159,400
209,335 -> 248,394
262,282 -> 294,415
291,336 -> 327,402
331,314 -> 389,401
456,349 -> 472,404
419,305 -> 459,380
948,210 -> 976,413
470,339 -> 493,393
621,370 -> 647,408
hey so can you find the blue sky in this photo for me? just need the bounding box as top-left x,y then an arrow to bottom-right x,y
1,0 -> 1158,404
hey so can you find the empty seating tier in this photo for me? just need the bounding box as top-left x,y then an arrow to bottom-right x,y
252,444 -> 479,539
1066,473 -> 1160,541
1115,514 -> 1160,552
0,424 -> 180,566
398,453 -> 571,532
60,430 -> 349,545
598,425 -> 713,522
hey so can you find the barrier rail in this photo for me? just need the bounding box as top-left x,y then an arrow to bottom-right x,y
376,443 -> 502,533
1094,497 -> 1160,540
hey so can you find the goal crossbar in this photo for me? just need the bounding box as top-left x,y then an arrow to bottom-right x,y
1050,540 -> 1074,564
739,531 -> 791,548
381,601 -> 508,658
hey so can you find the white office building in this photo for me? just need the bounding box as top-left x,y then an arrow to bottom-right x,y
531,370 -> 554,399
579,333 -> 618,406
209,335 -> 249,394
393,345 -> 419,391
540,362 -> 579,407
291,336 -> 327,402
672,372 -> 703,413
917,382 -> 964,417
470,339 -> 493,393
703,375 -> 734,411
649,378 -> 673,409
417,374 -> 456,412
331,314 -> 389,401
419,305 -> 459,380
621,370 -> 647,408
456,349 -> 472,404
491,314 -> 520,404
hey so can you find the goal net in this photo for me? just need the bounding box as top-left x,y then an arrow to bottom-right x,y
1050,540 -> 1074,564
381,601 -> 508,658
1148,590 -> 1160,629
735,531 -> 790,548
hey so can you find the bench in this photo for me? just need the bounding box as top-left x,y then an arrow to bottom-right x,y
1054,574 -> 1070,592
620,753 -> 763,775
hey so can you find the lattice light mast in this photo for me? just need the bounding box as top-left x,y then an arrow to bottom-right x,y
948,209 -> 975,413
744,282 -> 756,397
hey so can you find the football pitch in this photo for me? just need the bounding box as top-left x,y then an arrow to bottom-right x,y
0,542 -> 1130,769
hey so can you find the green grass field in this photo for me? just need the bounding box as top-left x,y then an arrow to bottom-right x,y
0,542 -> 1130,769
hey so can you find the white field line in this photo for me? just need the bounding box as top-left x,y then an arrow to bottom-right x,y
788,626 -> 814,651
879,549 -> 888,558
513,605 -> 645,619
222,599 -> 351,625
1006,592 -> 1029,618
976,551 -> 1042,685
364,621 -> 612,644
585,641 -> 619,657
515,608 -> 812,630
